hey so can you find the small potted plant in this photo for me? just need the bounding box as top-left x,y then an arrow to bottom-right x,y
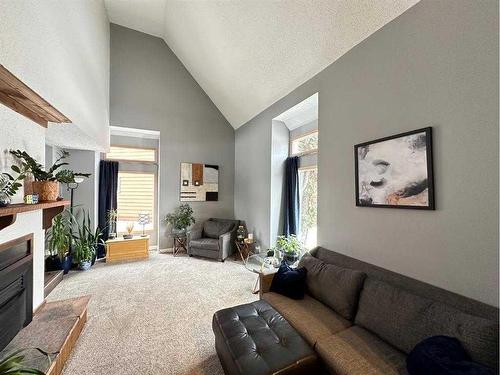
0,160 -> 29,206
275,234 -> 303,265
164,203 -> 195,234
46,212 -> 73,274
123,222 -> 134,239
106,208 -> 117,239
10,149 -> 90,202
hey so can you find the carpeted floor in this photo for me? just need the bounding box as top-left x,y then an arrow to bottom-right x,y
47,252 -> 258,375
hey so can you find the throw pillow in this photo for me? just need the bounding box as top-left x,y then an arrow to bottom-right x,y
407,336 -> 494,375
270,261 -> 307,300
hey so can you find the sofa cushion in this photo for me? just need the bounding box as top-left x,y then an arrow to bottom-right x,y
203,220 -> 234,239
262,292 -> 351,347
316,325 -> 407,375
298,255 -> 366,320
190,238 -> 219,251
406,336 -> 495,375
269,261 -> 307,300
355,278 -> 499,369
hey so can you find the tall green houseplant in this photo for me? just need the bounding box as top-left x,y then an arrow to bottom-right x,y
46,212 -> 73,274
164,204 -> 195,233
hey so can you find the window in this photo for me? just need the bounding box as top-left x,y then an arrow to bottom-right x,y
298,167 -> 317,249
291,131 -> 318,156
116,172 -> 155,233
106,146 -> 156,162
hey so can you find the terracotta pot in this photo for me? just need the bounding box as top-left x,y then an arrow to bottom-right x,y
32,181 -> 60,202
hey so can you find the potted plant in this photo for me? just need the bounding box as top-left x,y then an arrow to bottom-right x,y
106,208 -> 117,239
46,212 -> 72,274
275,234 -> 303,265
0,165 -> 27,207
164,204 -> 195,234
73,209 -> 103,270
10,149 -> 90,202
0,348 -> 49,375
123,222 -> 134,239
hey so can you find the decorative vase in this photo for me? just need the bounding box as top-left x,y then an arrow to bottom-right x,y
78,260 -> 92,271
123,234 -> 133,239
62,255 -> 72,274
236,225 -> 245,243
45,255 -> 63,271
284,252 -> 299,265
0,195 -> 11,207
172,227 -> 186,235
32,181 -> 59,202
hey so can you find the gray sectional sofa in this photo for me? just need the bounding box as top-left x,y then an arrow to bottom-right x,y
213,247 -> 499,374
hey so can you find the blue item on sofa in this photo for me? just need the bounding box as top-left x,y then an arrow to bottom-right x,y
270,261 -> 307,300
407,336 -> 494,375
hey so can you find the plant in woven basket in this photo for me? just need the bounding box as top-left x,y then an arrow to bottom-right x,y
10,149 -> 90,202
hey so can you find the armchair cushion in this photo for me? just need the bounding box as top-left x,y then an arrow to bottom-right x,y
190,238 -> 219,251
203,220 -> 234,239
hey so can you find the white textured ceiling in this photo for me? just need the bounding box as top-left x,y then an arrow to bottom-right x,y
274,93 -> 318,130
105,0 -> 419,129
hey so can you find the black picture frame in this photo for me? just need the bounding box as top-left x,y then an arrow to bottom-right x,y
354,127 -> 435,210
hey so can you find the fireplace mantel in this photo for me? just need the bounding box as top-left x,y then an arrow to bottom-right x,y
0,200 -> 70,231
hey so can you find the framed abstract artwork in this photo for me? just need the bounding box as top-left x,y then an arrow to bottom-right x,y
180,162 -> 219,202
354,127 -> 434,209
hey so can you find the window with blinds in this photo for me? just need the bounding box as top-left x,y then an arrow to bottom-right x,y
116,172 -> 155,233
106,146 -> 156,162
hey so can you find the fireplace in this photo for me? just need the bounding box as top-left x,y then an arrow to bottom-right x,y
0,234 -> 33,352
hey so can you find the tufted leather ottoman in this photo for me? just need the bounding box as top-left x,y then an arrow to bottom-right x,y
212,300 -> 319,375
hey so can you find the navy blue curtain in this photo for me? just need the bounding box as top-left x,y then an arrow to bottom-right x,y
97,160 -> 118,258
283,156 -> 300,236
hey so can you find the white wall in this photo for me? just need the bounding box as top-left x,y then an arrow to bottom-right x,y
1,110 -> 46,311
270,120 -> 289,246
0,0 -> 110,151
0,0 -> 110,311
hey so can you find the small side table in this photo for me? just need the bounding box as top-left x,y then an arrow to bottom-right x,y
235,240 -> 254,263
172,233 -> 188,256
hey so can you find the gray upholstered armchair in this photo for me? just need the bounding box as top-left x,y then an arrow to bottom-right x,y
188,218 -> 239,262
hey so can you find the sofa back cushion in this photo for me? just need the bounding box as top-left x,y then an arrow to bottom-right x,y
203,219 -> 234,239
355,278 -> 499,368
298,255 -> 366,320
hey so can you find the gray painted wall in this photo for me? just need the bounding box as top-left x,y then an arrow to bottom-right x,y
110,24 -> 235,249
45,146 -> 99,229
235,0 -> 499,306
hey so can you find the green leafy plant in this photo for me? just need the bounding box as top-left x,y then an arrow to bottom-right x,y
275,234 -> 302,255
9,150 -> 90,182
46,213 -> 72,260
164,204 -> 195,231
0,348 -> 49,375
0,162 -> 29,203
72,209 -> 103,266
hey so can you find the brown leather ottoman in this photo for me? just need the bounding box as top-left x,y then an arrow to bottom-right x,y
212,300 -> 319,375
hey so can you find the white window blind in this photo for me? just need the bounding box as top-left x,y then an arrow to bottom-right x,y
106,146 -> 156,162
117,172 -> 155,229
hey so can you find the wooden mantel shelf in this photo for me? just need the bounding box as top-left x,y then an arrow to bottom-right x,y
0,64 -> 71,127
0,200 -> 70,231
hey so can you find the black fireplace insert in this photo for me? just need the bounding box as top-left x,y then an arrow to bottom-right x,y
0,234 -> 33,352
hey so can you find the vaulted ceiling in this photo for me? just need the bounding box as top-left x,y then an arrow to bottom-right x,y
105,0 -> 419,129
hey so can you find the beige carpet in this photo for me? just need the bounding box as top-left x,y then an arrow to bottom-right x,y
47,253 -> 258,375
